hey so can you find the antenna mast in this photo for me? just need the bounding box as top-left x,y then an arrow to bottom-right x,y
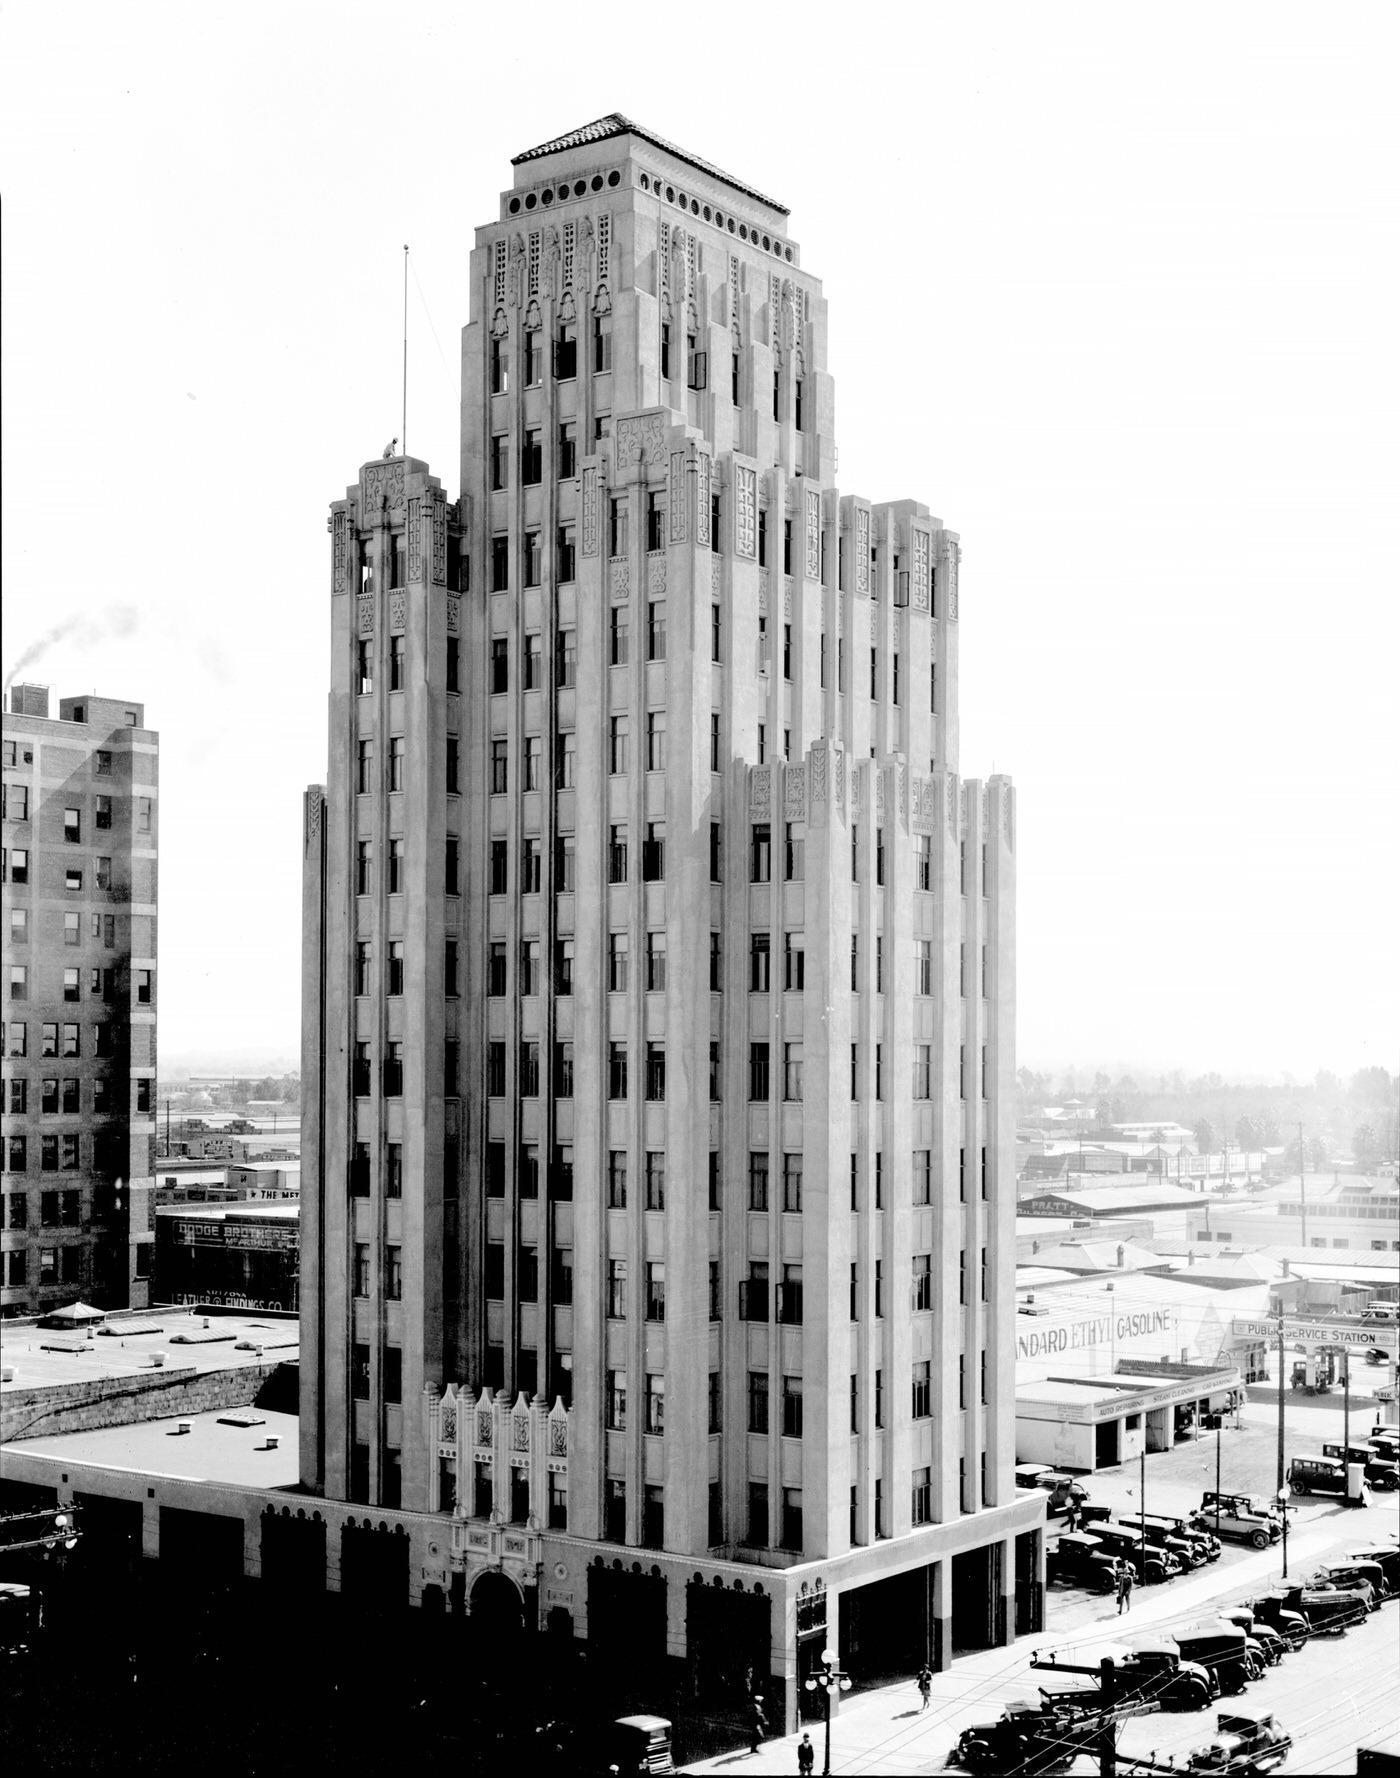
402,245 -> 409,458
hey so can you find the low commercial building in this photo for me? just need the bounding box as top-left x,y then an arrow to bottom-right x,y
0,1304 -> 297,1443
152,1204 -> 299,1312
1018,1182 -> 1204,1220
1175,1179 -> 1399,1254
1016,1362 -> 1241,1472
224,1162 -> 299,1200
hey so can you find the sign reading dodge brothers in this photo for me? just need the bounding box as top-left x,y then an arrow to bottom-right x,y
1017,1306 -> 1174,1362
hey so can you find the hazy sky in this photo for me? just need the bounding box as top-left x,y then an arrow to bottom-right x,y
3,3 -> 1396,1078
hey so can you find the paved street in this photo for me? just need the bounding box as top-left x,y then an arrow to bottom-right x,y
683,1382 -> 1400,1774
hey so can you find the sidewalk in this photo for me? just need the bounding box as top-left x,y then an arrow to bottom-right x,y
680,1495 -> 1400,1775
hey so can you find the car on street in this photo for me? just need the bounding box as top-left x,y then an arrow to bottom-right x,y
1015,1463 -> 1090,1517
1184,1710 -> 1292,1773
1345,1543 -> 1400,1595
1117,1513 -> 1214,1569
1086,1522 -> 1181,1584
1216,1607 -> 1285,1666
1320,1442 -> 1400,1489
1240,1587 -> 1309,1651
1299,1578 -> 1371,1632
1306,1559 -> 1384,1610
1198,1492 -> 1281,1549
949,1694 -> 1108,1774
1288,1454 -> 1354,1497
1033,1642 -> 1218,1713
1170,1621 -> 1262,1695
1046,1531 -> 1119,1592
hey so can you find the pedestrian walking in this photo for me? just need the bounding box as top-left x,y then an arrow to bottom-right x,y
749,1695 -> 767,1756
797,1731 -> 816,1775
1065,1497 -> 1081,1533
916,1664 -> 932,1711
1116,1560 -> 1134,1615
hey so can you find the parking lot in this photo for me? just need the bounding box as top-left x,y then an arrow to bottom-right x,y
682,1380 -> 1400,1773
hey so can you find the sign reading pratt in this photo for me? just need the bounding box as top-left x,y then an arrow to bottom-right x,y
1017,1307 -> 1173,1363
1231,1317 -> 1398,1355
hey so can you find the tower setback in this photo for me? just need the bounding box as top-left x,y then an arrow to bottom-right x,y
301,115 -> 1043,1721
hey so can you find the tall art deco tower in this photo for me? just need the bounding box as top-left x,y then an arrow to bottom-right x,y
301,117 -> 1043,1718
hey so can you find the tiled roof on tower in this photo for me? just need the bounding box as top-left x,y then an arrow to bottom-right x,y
511,112 -> 788,215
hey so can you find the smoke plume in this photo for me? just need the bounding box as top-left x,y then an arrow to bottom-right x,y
4,605 -> 140,694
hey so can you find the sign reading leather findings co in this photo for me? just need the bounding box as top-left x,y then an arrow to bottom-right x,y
1016,1307 -> 1173,1363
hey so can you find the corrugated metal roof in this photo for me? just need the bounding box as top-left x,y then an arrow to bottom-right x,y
512,114 -> 788,215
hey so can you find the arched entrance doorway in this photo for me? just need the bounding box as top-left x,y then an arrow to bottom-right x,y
470,1569 -> 525,1636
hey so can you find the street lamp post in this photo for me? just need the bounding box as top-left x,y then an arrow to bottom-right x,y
1277,1483 -> 1291,1577
803,1647 -> 852,1777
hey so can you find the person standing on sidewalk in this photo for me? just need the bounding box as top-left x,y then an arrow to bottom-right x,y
797,1731 -> 816,1775
917,1665 -> 932,1711
1116,1560 -> 1134,1615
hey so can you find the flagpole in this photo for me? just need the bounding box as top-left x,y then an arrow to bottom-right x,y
402,245 -> 409,456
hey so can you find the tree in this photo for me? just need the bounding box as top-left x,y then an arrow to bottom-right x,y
1193,1119 -> 1216,1155
1350,1067 -> 1396,1113
1352,1124 -> 1381,1172
1234,1116 -> 1262,1149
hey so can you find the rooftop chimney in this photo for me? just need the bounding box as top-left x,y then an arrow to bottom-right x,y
8,684 -> 49,718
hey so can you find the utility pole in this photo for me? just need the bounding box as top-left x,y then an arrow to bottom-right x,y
1276,1310 -> 1286,1498
1139,1446 -> 1147,1584
1097,1658 -> 1117,1778
1215,1418 -> 1222,1536
1342,1353 -> 1352,1500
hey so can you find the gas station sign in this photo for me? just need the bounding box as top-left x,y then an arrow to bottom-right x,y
1231,1316 -> 1398,1354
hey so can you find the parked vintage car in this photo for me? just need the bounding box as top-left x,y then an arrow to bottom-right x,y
1015,1464 -> 1090,1517
1345,1543 -> 1400,1595
1117,1513 -> 1212,1570
1241,1587 -> 1309,1651
1321,1442 -> 1400,1490
1170,1621 -> 1262,1695
1086,1522 -> 1181,1585
950,1695 -> 1097,1775
1046,1532 -> 1119,1592
1199,1492 -> 1281,1549
1216,1607 -> 1285,1666
1287,1454 -> 1352,1498
1184,1711 -> 1292,1773
1298,1578 -> 1371,1632
1306,1559 -> 1384,1610
1033,1642 -> 1217,1713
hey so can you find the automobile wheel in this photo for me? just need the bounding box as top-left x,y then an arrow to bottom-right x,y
1251,1531 -> 1270,1549
1286,1628 -> 1307,1651
959,1738 -> 993,1772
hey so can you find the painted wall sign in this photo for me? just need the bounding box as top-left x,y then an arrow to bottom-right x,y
1016,1307 -> 1173,1362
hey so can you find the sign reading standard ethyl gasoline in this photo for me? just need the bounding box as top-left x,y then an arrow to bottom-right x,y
1016,1306 -> 1175,1362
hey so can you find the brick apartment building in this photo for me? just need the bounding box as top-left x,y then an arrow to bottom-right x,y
2,686 -> 157,1313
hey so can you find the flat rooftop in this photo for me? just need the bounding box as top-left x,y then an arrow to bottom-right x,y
154,1203 -> 300,1224
2,1405 -> 300,1490
1,1308 -> 298,1394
